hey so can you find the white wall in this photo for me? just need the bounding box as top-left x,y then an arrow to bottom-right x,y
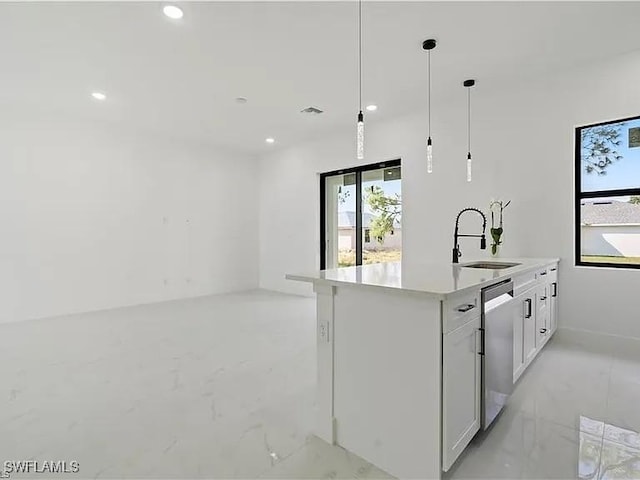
488,50 -> 640,340
582,225 -> 640,257
259,94 -> 498,296
259,49 -> 640,340
0,113 -> 259,323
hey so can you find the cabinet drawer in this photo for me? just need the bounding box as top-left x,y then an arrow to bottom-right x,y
443,290 -> 480,333
535,268 -> 549,281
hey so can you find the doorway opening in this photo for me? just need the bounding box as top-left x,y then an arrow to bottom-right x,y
320,160 -> 402,269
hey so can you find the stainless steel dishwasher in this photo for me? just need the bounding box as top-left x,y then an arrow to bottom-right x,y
480,279 -> 515,429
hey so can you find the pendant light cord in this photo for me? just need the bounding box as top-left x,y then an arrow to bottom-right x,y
467,86 -> 471,153
358,0 -> 362,111
428,50 -> 431,137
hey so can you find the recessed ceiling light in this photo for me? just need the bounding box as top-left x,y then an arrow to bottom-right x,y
163,5 -> 183,19
366,104 -> 378,112
91,92 -> 106,101
265,138 -> 275,144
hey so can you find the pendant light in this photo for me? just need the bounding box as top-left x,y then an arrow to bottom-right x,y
356,0 -> 364,160
422,39 -> 436,173
463,79 -> 475,182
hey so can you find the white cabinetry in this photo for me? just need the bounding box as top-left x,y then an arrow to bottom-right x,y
443,260 -> 560,471
513,268 -> 550,383
513,292 -> 525,380
522,290 -> 537,364
513,262 -> 559,383
536,282 -> 549,347
442,315 -> 481,472
512,290 -> 537,382
548,266 -> 559,335
550,281 -> 558,334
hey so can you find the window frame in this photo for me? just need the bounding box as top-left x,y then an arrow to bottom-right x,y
320,159 -> 401,270
575,114 -> 640,269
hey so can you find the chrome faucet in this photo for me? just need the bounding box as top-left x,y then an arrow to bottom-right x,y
452,208 -> 487,263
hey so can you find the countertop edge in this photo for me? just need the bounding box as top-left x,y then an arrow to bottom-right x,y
285,273 -> 445,300
286,258 -> 560,299
439,259 -> 560,298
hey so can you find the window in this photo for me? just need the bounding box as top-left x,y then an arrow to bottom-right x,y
576,115 -> 640,268
320,160 -> 402,269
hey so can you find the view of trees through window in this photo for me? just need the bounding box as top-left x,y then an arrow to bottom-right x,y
321,161 -> 402,269
577,116 -> 640,267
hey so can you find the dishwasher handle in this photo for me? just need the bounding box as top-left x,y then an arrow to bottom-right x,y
482,279 -> 514,302
476,328 -> 485,356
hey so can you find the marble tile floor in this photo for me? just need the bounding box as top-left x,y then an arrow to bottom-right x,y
1,291 -> 321,479
447,337 -> 640,480
2,290 -> 640,479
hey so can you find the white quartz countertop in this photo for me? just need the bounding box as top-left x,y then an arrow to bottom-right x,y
286,258 -> 559,299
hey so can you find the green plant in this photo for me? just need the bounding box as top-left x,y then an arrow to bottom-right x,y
490,228 -> 502,255
489,200 -> 511,255
365,186 -> 402,245
581,124 -> 624,176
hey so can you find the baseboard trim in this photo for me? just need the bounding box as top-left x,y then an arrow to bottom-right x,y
556,326 -> 640,356
0,287 -> 261,325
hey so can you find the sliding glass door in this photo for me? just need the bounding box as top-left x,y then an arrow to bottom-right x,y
322,171 -> 358,268
320,160 -> 401,269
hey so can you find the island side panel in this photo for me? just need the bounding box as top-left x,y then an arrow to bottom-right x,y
332,286 -> 442,479
314,283 -> 336,444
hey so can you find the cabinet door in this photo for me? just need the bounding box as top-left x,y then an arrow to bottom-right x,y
523,295 -> 536,362
549,281 -> 558,334
536,284 -> 550,347
442,316 -> 481,472
513,294 -> 525,382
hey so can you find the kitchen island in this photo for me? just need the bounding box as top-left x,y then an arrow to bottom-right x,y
287,258 -> 560,478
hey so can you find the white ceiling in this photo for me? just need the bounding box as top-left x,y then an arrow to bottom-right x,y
2,1 -> 640,155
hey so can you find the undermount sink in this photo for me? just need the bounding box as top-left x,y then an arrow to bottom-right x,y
460,261 -> 521,270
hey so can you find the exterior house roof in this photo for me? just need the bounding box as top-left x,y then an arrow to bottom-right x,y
337,211 -> 401,229
581,200 -> 640,225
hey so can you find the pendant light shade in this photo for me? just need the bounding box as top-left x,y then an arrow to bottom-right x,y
357,110 -> 364,159
423,39 -> 437,173
463,79 -> 475,182
356,0 -> 364,160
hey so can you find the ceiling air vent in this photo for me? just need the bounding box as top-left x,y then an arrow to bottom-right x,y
301,106 -> 324,115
